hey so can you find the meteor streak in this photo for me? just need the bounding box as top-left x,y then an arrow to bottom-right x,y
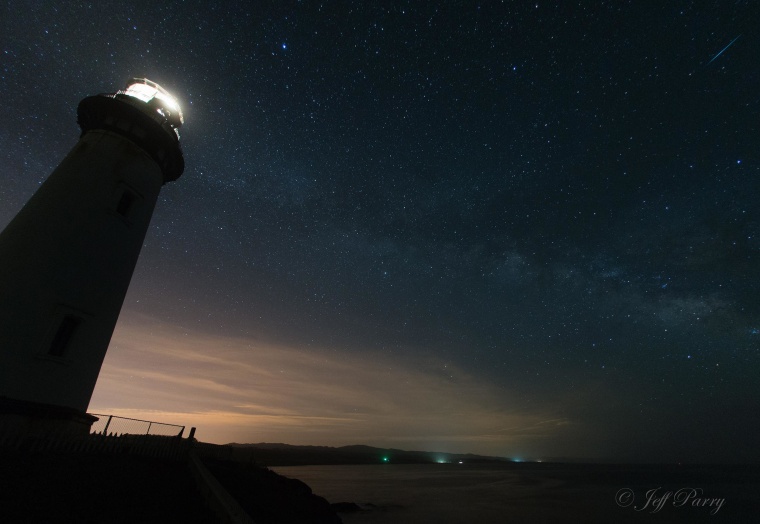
707,35 -> 741,65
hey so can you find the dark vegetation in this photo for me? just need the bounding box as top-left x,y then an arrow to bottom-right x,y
0,449 -> 343,523
0,451 -> 216,523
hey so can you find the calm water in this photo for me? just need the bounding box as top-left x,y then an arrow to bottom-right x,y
273,463 -> 759,524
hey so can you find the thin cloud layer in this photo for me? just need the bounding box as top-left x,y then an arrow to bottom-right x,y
90,312 -> 570,456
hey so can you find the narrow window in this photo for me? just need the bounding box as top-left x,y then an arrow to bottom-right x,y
116,189 -> 137,218
48,315 -> 81,357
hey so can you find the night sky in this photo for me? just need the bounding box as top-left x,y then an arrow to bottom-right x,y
2,1 -> 759,463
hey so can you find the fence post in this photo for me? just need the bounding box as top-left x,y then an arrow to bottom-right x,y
188,427 -> 196,440
147,422 -> 152,435
102,415 -> 113,435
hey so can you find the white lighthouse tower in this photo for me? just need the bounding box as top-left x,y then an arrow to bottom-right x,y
0,79 -> 184,436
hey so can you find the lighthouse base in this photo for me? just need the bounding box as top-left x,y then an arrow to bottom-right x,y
0,397 -> 97,446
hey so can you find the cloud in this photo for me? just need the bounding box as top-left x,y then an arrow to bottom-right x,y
89,312 -> 571,456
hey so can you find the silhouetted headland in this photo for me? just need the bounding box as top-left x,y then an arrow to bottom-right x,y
228,442 -> 513,466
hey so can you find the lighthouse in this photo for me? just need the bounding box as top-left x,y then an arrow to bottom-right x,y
0,79 -> 184,436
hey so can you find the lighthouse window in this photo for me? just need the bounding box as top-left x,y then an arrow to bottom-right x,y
116,189 -> 137,218
48,315 -> 81,357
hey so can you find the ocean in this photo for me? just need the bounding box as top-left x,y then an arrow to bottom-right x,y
273,462 -> 759,523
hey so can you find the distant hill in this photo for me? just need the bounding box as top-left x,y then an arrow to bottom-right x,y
226,442 -> 512,467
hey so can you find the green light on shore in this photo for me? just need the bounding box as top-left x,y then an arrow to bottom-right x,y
382,457 -> 389,462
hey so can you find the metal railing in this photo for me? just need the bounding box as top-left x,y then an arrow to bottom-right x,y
89,413 -> 185,438
0,411 -> 256,463
0,411 -> 264,521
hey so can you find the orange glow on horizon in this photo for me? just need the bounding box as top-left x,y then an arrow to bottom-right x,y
90,311 -> 578,456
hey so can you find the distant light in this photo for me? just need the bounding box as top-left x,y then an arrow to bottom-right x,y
282,43 -> 287,49
458,460 -> 463,464
737,160 -> 742,164
382,457 -> 389,462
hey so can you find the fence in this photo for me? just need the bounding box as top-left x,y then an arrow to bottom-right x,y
89,413 -> 185,438
1,413 -> 260,523
0,412 -> 257,464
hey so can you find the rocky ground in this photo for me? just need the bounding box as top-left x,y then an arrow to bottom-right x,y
203,457 -> 341,523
